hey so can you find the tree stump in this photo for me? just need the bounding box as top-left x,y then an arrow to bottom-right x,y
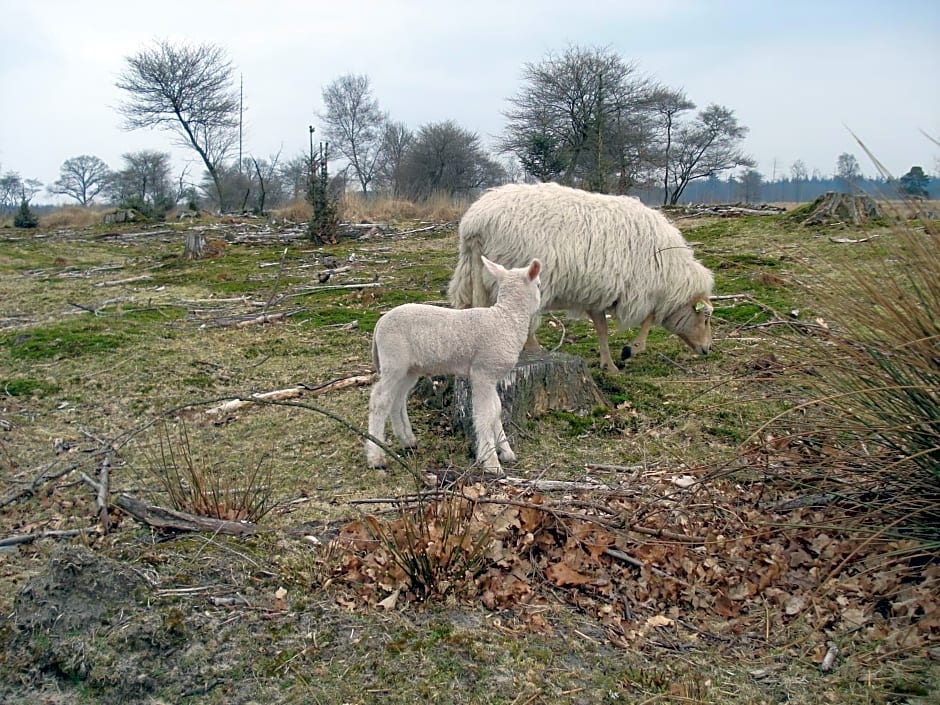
414,351 -> 607,439
801,191 -> 882,226
182,230 -> 208,260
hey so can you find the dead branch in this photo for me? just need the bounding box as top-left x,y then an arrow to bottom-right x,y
114,494 -> 257,535
291,282 -> 382,295
627,524 -> 707,544
394,224 -> 442,236
0,528 -> 90,547
0,460 -> 80,508
204,375 -> 373,416
499,475 -> 617,492
96,274 -> 153,287
79,454 -> 111,533
829,234 -> 883,244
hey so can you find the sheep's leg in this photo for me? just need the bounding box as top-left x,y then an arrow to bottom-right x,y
621,312 -> 655,361
523,314 -> 542,351
366,374 -> 395,468
389,373 -> 419,448
588,310 -> 619,373
470,380 -> 504,471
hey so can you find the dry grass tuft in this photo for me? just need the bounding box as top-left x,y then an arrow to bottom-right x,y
145,418 -> 275,523
764,206 -> 939,540
40,206 -> 104,229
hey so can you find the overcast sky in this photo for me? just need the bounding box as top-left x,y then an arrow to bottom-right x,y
2,0 -> 938,201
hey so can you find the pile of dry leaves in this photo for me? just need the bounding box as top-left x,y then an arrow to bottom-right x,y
317,471 -> 938,664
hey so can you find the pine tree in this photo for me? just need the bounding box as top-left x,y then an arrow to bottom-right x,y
13,199 -> 38,228
306,144 -> 339,244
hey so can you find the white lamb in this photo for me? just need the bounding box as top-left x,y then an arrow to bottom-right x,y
448,182 -> 715,373
366,256 -> 542,471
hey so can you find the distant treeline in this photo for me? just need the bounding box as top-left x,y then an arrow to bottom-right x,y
636,174 -> 936,205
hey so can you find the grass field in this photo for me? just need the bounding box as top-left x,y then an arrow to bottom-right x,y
0,202 -> 936,704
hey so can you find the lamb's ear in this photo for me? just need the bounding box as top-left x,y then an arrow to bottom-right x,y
481,255 -> 505,279
527,259 -> 542,280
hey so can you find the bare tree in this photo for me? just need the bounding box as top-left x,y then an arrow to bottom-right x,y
116,40 -> 240,212
279,154 -> 310,202
0,170 -> 24,213
399,121 -> 505,200
249,150 -> 283,214
790,159 -> 808,201
109,151 -> 175,217
665,104 -> 753,204
649,87 -> 695,204
49,155 -> 112,206
320,74 -> 385,194
501,45 -> 654,189
374,120 -> 413,197
836,152 -> 861,190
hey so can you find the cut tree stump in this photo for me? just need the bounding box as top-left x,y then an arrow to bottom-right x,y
414,351 -> 607,438
800,191 -> 882,227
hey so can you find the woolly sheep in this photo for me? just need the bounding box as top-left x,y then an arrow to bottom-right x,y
448,182 -> 715,373
366,256 -> 542,471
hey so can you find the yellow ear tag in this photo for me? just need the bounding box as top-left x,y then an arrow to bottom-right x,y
694,301 -> 707,313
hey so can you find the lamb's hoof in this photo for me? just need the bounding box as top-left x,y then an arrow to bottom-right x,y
400,439 -> 417,450
620,345 -> 632,361
497,448 -> 517,464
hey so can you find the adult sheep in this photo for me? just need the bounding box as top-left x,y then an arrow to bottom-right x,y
448,182 -> 715,372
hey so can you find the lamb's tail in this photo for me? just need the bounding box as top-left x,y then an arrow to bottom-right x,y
372,334 -> 380,375
447,215 -> 487,309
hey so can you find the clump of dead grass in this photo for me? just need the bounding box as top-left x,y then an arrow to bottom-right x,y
40,206 -> 105,229
145,418 -> 274,523
764,204 -> 939,540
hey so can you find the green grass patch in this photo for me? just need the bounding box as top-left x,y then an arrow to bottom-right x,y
0,377 -> 59,397
2,320 -> 129,361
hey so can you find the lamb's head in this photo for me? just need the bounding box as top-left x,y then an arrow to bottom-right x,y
482,255 -> 542,315
662,295 -> 713,355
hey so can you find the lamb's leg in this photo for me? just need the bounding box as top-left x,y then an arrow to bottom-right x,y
470,379 -> 504,471
621,312 -> 655,361
389,373 -> 419,448
366,374 -> 395,468
588,310 -> 619,373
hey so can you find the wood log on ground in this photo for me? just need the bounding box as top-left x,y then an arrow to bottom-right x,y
800,191 -> 882,226
115,494 -> 257,535
414,351 -> 607,438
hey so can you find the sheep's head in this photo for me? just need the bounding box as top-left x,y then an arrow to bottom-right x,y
664,295 -> 713,355
482,256 -> 542,313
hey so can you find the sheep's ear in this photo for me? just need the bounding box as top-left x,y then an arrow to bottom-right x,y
694,298 -> 714,317
528,259 -> 542,280
481,256 -> 505,279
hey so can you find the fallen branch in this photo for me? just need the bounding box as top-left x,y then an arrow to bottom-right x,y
204,375 -> 374,416
79,454 -> 111,533
0,460 -> 80,508
291,282 -> 382,295
394,223 -> 443,236
829,233 -> 883,244
115,494 -> 257,535
0,528 -> 90,547
96,274 -> 153,287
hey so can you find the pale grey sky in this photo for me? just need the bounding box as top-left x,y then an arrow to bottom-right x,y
1,0 -> 938,201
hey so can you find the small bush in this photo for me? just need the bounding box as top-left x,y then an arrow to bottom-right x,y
146,419 -> 274,523
365,492 -> 492,600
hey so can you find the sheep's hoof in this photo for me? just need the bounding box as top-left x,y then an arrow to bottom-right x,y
497,448 -> 517,464
620,345 -> 633,360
